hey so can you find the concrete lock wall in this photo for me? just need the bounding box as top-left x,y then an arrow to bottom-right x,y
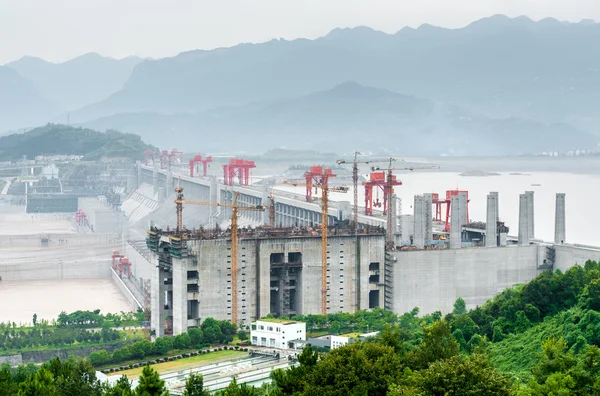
391,245 -> 544,315
554,244 -> 600,273
124,241 -> 154,281
162,234 -> 385,334
110,268 -> 143,311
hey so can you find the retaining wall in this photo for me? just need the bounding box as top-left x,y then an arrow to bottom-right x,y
391,245 -> 545,315
110,268 -> 142,311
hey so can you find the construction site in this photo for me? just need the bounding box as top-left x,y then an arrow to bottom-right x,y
1,150 -> 599,335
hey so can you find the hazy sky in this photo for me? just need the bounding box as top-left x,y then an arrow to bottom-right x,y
1,0 -> 600,64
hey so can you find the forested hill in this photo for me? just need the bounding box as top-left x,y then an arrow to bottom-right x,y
0,124 -> 153,161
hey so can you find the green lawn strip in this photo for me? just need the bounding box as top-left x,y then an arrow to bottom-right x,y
108,350 -> 247,378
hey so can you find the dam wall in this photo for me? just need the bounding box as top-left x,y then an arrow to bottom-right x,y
390,245 -> 545,315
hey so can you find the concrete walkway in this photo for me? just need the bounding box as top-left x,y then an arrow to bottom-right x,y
0,178 -> 11,195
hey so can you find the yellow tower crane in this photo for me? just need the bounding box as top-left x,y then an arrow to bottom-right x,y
174,182 -> 265,324
283,179 -> 348,314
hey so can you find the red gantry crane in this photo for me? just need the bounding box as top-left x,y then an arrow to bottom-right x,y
189,155 -> 213,177
336,155 -> 398,232
372,159 -> 440,250
223,159 -> 256,186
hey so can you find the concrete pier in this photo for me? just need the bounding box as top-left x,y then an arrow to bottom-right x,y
526,191 -> 535,240
166,171 -> 173,194
518,194 -> 530,246
152,163 -> 159,196
555,193 -> 566,244
423,193 -> 433,243
413,195 -> 425,249
458,192 -> 468,226
450,196 -> 461,249
486,192 -> 498,247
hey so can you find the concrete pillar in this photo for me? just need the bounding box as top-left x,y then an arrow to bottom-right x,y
518,194 -> 530,246
136,161 -> 142,189
450,196 -> 461,249
423,193 -> 433,243
171,258 -> 188,336
261,185 -> 270,225
458,192 -> 468,226
555,193 -> 566,244
157,187 -> 166,204
525,191 -> 535,240
152,162 -> 159,197
413,195 -> 425,249
491,192 -> 499,223
127,175 -> 137,194
486,193 -> 498,247
151,265 -> 167,338
166,171 -> 173,195
390,195 -> 398,236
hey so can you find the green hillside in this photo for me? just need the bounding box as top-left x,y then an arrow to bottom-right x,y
2,261 -> 599,395
0,124 -> 153,161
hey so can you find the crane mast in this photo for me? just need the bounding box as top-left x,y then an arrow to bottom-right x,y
173,180 -> 264,324
284,179 -> 347,314
372,160 -> 440,250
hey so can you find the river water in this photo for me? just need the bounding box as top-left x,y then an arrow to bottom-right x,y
276,171 -> 600,247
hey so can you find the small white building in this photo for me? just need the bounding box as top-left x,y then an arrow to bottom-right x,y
250,319 -> 306,350
331,331 -> 380,349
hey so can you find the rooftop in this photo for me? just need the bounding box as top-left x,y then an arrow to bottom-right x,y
256,317 -> 300,325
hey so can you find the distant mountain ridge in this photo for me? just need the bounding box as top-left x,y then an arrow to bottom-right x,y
5,15 -> 600,156
68,15 -> 600,141
0,66 -> 59,132
83,82 -> 598,156
6,53 -> 143,111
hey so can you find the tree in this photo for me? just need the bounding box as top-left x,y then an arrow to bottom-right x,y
302,342 -> 401,396
453,297 -> 467,315
174,333 -> 192,350
105,376 -> 134,396
201,319 -> 223,344
188,328 -> 204,346
44,357 -> 103,396
237,330 -> 248,341
390,354 -> 513,396
89,350 -> 110,366
153,336 -> 174,355
135,365 -> 169,396
32,314 -> 37,327
580,278 -> 600,311
405,320 -> 459,370
0,363 -> 17,396
531,338 -> 577,385
182,373 -> 209,396
217,377 -> 262,396
18,366 -> 57,396
271,345 -> 319,394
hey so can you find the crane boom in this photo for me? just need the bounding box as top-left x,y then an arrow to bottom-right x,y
174,181 -> 264,324
372,161 -> 440,250
283,180 -> 348,314
337,156 -> 399,232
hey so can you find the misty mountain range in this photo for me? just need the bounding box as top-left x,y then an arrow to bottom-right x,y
3,15 -> 600,155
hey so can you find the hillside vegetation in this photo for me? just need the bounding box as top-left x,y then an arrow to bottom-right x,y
0,124 -> 153,161
2,261 -> 600,395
